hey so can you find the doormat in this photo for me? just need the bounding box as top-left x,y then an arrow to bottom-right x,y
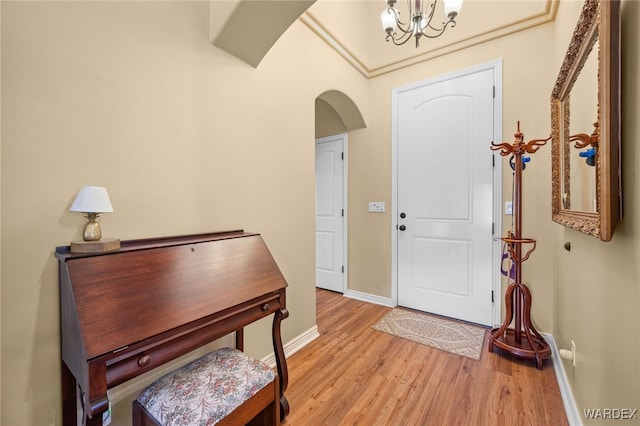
372,308 -> 487,360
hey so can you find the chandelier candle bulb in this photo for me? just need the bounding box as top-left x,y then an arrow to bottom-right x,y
380,8 -> 397,34
444,0 -> 463,20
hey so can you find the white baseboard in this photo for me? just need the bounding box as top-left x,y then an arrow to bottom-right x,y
344,289 -> 394,307
542,333 -> 582,426
261,325 -> 320,367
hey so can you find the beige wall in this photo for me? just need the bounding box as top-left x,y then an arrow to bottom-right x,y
2,1 -> 639,425
0,2 -> 367,424
552,0 -> 640,421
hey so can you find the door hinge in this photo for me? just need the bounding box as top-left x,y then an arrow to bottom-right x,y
493,85 -> 496,98
341,209 -> 344,217
341,265 -> 344,273
492,154 -> 495,167
492,290 -> 495,303
492,222 -> 495,235
341,152 -> 344,160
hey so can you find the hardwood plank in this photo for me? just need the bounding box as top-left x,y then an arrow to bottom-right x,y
282,289 -> 568,425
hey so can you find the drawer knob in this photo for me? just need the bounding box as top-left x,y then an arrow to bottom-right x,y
261,303 -> 270,311
138,355 -> 151,367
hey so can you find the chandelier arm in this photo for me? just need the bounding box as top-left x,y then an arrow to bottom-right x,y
387,14 -> 417,41
394,22 -> 413,35
423,1 -> 437,23
391,11 -> 412,35
428,17 -> 456,31
425,20 -> 446,32
399,0 -> 417,32
421,20 -> 456,38
404,0 -> 414,16
386,31 -> 414,46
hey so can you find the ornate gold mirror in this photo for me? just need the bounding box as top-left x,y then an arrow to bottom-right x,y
551,0 -> 621,241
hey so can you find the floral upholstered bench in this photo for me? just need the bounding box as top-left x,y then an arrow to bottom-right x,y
132,347 -> 280,426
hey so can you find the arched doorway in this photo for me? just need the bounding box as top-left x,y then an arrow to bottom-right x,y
314,91 -> 366,293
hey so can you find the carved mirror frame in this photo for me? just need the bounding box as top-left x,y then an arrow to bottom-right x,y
551,0 -> 621,241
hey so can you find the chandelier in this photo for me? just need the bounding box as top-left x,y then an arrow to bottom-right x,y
380,0 -> 463,48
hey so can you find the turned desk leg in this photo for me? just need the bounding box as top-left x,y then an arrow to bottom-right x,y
272,308 -> 290,421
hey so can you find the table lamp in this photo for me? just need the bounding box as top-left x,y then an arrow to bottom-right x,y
69,186 -> 120,253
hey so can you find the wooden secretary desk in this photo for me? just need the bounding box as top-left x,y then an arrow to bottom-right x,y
56,230 -> 289,425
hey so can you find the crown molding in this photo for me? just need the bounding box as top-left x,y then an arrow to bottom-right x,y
301,0 -> 559,78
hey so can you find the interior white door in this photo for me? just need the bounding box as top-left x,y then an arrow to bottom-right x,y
315,134 -> 345,293
396,68 -> 495,326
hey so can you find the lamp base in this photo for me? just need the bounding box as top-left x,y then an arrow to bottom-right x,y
70,238 -> 121,254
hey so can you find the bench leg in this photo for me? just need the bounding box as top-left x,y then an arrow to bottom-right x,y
132,400 -> 162,426
247,373 -> 280,426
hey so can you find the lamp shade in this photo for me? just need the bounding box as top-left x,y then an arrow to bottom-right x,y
443,0 -> 463,20
70,186 -> 114,213
380,8 -> 398,33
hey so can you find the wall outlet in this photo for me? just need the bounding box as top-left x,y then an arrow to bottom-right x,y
368,202 -> 385,213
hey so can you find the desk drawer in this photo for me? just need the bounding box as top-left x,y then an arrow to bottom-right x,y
105,291 -> 283,388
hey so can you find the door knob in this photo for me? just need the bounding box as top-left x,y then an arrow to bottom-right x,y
399,225 -> 406,231
400,212 -> 406,218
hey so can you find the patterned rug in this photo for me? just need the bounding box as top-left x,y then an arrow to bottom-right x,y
372,308 -> 487,360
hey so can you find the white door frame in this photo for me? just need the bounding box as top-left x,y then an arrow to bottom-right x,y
391,59 -> 503,326
315,133 -> 348,293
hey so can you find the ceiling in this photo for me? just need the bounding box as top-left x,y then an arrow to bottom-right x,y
212,0 -> 559,77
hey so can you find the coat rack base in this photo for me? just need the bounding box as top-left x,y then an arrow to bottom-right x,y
488,282 -> 552,370
489,328 -> 551,369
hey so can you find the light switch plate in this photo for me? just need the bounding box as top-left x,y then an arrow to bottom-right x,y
505,201 -> 513,215
368,202 -> 385,213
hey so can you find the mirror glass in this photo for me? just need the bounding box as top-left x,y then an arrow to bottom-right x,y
551,0 -> 621,241
564,29 -> 598,213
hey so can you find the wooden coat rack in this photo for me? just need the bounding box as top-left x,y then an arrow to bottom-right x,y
489,122 -> 551,369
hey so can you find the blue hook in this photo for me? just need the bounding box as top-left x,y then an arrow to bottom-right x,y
509,155 -> 531,171
579,148 -> 596,166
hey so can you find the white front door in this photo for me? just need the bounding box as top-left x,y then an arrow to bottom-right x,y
395,65 -> 498,326
315,134 -> 345,293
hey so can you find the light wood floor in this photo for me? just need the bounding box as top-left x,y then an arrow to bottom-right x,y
281,289 -> 568,426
